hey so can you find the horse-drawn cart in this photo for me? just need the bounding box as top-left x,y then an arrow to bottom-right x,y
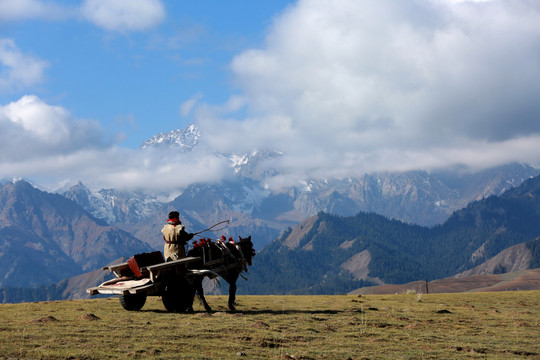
87,235 -> 255,313
86,251 -> 217,312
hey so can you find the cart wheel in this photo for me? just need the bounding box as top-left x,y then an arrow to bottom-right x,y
119,293 -> 147,311
161,278 -> 194,313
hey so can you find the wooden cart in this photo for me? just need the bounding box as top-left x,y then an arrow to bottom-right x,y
86,251 -> 217,312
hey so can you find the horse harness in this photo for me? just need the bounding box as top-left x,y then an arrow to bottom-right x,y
201,241 -> 248,274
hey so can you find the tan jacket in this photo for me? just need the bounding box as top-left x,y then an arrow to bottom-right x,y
162,223 -> 188,261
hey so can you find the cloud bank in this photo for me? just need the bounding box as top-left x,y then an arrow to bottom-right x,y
0,95 -> 105,159
0,95 -> 231,192
198,0 -> 540,184
0,0 -> 165,33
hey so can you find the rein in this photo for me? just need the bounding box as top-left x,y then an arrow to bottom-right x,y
192,220 -> 231,236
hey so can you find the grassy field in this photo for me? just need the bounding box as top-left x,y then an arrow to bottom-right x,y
0,291 -> 538,359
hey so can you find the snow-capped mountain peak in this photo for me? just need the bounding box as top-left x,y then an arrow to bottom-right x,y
141,125 -> 283,180
140,124 -> 200,151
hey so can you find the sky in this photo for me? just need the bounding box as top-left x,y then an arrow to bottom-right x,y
1,0 -> 540,193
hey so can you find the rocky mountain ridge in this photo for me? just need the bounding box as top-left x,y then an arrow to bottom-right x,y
61,163 -> 540,251
0,180 -> 152,287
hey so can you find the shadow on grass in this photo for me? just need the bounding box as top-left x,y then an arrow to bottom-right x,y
237,309 -> 344,315
141,308 -> 362,315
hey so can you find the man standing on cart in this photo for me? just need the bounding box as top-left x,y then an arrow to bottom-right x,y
162,211 -> 194,261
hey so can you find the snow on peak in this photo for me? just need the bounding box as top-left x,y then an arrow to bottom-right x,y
141,125 -> 284,180
230,153 -> 250,172
140,124 -> 200,151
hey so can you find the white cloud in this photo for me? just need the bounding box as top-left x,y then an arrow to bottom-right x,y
0,145 -> 232,193
0,95 -> 231,192
80,0 -> 165,32
180,92 -> 203,117
0,0 -> 165,32
1,95 -> 69,140
0,0 -> 70,22
449,0 -> 493,3
0,95 -> 106,160
195,0 -> 540,185
86,148 -> 231,192
0,39 -> 49,92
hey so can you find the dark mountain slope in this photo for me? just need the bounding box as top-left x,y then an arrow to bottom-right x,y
432,175 -> 540,275
0,181 -> 152,287
243,212 -> 431,294
242,176 -> 540,294
454,237 -> 539,277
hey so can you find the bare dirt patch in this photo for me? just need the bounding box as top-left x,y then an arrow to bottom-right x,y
79,313 -> 100,321
29,315 -> 59,323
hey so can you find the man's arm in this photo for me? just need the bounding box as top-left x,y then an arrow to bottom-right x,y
179,228 -> 194,244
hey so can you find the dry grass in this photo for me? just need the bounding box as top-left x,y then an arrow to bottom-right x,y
0,291 -> 539,359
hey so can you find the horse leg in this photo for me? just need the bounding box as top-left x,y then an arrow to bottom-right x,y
198,288 -> 213,313
196,278 -> 213,312
187,279 -> 199,313
228,281 -> 237,311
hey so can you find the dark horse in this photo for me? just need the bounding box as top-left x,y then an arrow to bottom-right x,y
187,236 -> 255,312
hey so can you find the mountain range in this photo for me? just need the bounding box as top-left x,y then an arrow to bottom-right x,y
2,173 -> 538,301
1,124 -> 540,301
58,162 -> 540,256
59,126 -> 540,252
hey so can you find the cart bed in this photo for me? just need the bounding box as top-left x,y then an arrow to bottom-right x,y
87,256 -> 202,296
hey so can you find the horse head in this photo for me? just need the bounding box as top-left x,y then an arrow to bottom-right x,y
238,236 -> 255,266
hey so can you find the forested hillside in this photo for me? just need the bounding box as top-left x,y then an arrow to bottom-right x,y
241,176 -> 540,294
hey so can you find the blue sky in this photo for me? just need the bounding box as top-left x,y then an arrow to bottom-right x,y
1,0 -> 540,193
0,0 -> 294,148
